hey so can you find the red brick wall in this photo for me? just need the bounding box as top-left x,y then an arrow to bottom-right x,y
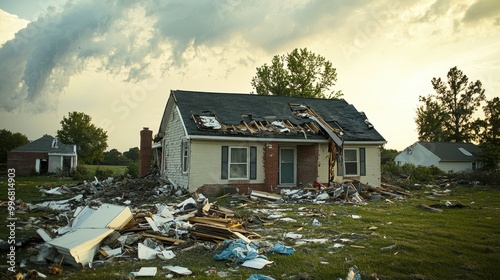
7,152 -> 48,175
263,142 -> 279,190
297,144 -> 319,186
139,127 -> 153,177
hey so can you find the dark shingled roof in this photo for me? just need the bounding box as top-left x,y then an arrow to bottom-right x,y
11,135 -> 76,154
172,90 -> 386,142
419,142 -> 481,161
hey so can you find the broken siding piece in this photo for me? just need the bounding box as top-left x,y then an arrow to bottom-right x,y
48,228 -> 114,267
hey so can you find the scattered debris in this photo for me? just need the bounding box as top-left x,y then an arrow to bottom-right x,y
417,204 -> 443,213
130,267 -> 158,277
6,172 -> 421,278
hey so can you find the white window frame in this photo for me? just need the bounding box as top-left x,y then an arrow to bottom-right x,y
343,148 -> 359,176
181,139 -> 189,173
229,146 -> 249,180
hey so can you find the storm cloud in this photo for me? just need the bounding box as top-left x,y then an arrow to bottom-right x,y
0,0 -> 498,112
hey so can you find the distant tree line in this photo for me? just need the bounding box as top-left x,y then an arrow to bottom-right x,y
93,147 -> 140,166
416,66 -> 499,169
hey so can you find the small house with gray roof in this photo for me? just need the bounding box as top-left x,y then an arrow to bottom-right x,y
7,135 -> 77,175
394,142 -> 481,172
154,90 -> 386,195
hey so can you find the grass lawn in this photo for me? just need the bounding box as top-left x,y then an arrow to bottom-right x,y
80,164 -> 128,176
1,177 -> 499,279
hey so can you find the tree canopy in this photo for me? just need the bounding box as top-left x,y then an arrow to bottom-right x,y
56,111 -> 108,164
251,48 -> 342,99
416,66 -> 486,143
0,129 -> 29,163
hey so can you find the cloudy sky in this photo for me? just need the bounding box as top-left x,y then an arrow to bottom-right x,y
0,0 -> 499,153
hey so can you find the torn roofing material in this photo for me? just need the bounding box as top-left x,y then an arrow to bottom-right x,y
167,90 -> 385,142
46,204 -> 133,267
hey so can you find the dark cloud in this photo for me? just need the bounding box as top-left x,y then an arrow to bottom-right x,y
463,0 -> 500,23
2,0 -> 494,113
1,0 -> 371,112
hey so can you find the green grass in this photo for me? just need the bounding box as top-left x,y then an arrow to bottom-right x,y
80,164 -> 127,176
1,179 -> 499,279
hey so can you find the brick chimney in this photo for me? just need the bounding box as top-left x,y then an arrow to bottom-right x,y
139,127 -> 153,177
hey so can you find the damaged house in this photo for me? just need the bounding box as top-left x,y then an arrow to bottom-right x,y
153,90 -> 386,195
7,135 -> 77,175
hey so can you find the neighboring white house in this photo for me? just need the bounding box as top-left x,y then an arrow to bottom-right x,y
155,90 -> 386,195
394,142 -> 481,172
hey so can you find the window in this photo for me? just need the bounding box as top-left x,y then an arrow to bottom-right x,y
221,146 -> 257,180
337,148 -> 366,177
344,149 -> 358,176
181,140 -> 189,173
229,147 -> 248,179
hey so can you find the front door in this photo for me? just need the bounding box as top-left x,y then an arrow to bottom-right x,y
279,147 -> 295,185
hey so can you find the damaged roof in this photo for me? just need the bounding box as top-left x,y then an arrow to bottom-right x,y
169,90 -> 386,142
10,134 -> 76,154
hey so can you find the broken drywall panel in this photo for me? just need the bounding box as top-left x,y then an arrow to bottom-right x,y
36,228 -> 53,242
163,265 -> 192,275
76,204 -> 133,229
145,217 -> 160,232
158,250 -> 175,260
71,206 -> 96,229
242,258 -> 274,269
130,267 -> 158,277
138,242 -> 159,260
47,228 -> 114,267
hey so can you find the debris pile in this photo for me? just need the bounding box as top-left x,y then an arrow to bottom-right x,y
5,175 -> 418,279
279,180 -> 412,204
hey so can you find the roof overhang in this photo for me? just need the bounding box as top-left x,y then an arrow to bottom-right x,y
187,135 -> 329,143
343,140 -> 387,146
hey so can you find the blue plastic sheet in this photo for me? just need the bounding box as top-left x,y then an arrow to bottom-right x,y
247,274 -> 275,280
214,239 -> 267,263
268,242 -> 295,255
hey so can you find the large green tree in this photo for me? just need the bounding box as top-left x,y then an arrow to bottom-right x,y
251,48 -> 342,99
123,147 -> 140,162
56,112 -> 108,164
416,66 -> 486,143
474,97 -> 500,169
0,129 -> 29,163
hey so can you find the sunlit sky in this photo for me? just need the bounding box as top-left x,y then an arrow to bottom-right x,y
1,0 -> 499,152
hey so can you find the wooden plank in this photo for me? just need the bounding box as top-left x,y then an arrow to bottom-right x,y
141,232 -> 186,245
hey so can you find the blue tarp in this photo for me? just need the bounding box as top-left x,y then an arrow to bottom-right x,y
247,274 -> 276,280
214,239 -> 267,263
268,242 -> 295,255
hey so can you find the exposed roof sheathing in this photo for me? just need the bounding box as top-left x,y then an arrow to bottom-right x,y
171,90 -> 385,142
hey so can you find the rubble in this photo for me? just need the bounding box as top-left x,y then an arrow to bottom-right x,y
6,172 -> 420,278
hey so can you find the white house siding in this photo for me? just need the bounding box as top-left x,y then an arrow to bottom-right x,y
163,105 -> 189,189
337,144 -> 382,187
188,140 -> 265,191
317,143 -> 330,183
394,143 -> 440,167
439,162 -> 473,173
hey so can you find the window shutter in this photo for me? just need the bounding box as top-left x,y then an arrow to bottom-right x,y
250,146 -> 257,180
360,148 -> 366,176
221,146 -> 228,179
337,153 -> 344,176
